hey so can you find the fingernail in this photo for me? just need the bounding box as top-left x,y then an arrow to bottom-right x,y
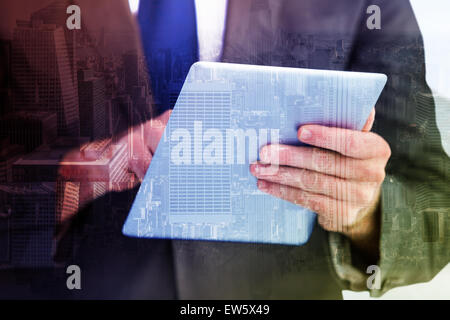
257,180 -> 268,191
253,164 -> 277,176
260,147 -> 269,163
299,128 -> 312,141
250,164 -> 259,175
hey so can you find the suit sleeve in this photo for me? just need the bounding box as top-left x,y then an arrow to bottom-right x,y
329,0 -> 450,296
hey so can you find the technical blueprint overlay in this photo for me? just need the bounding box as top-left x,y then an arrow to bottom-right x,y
123,62 -> 387,245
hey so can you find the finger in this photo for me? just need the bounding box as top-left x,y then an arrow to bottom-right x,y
250,164 -> 378,203
256,180 -> 357,231
156,109 -> 172,125
129,126 -> 153,180
259,145 -> 385,182
297,125 -> 391,159
145,110 -> 171,153
362,108 -> 375,132
130,153 -> 153,181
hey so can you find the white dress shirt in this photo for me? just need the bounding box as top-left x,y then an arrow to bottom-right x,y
130,0 -> 228,62
194,0 -> 228,62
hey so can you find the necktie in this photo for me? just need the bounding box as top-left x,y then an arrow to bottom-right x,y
138,0 -> 199,115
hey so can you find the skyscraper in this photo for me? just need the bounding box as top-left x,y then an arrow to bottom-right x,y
122,51 -> 140,94
249,0 -> 273,65
13,137 -> 128,184
0,185 -> 12,264
309,48 -> 331,69
12,19 -> 79,136
0,138 -> 24,183
416,92 -> 443,148
0,183 -> 56,267
56,181 -> 79,224
111,95 -> 136,158
31,0 -> 77,86
0,111 -> 57,152
77,69 -> 106,140
0,40 -> 11,116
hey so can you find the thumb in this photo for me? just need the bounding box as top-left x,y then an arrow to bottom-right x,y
362,108 -> 375,132
146,109 -> 172,153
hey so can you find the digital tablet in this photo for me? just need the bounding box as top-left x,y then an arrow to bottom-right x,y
122,62 -> 387,245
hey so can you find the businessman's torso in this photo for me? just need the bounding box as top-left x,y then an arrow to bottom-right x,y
0,0 -> 428,299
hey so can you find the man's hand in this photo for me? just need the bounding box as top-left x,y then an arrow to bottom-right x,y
55,110 -> 170,252
250,109 -> 391,255
57,110 -> 171,220
124,110 -> 171,180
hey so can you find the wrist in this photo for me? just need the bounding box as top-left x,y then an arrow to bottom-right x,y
342,191 -> 382,263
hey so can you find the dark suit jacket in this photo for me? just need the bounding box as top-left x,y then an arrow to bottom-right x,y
0,0 -> 448,299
